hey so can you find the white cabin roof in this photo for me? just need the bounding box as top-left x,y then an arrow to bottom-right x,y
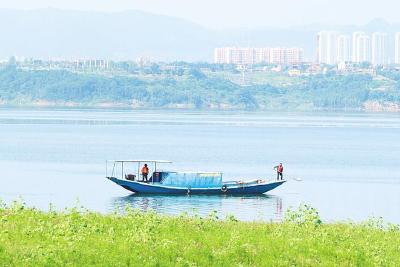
108,160 -> 172,163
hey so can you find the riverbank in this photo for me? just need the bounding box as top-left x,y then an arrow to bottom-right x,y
1,66 -> 400,112
1,202 -> 399,266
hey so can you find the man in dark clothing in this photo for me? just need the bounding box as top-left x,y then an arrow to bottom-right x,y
274,163 -> 284,180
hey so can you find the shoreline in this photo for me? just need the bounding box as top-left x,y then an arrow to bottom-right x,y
0,103 -> 399,113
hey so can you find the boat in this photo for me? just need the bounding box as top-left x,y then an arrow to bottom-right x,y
106,160 -> 286,195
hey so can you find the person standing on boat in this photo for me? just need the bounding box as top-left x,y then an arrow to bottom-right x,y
274,163 -> 284,180
141,164 -> 149,182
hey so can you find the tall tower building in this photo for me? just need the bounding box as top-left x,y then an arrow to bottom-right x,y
352,32 -> 364,62
354,33 -> 371,63
317,31 -> 338,64
395,33 -> 400,65
336,35 -> 350,63
371,32 -> 387,66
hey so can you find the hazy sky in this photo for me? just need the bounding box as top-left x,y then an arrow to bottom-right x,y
1,0 -> 398,29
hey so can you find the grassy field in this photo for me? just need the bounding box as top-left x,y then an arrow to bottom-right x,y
0,202 -> 399,266
207,70 -> 305,87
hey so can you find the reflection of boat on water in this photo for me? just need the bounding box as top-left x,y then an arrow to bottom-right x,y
106,160 -> 286,195
110,193 -> 284,221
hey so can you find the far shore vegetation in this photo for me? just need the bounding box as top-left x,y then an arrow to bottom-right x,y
1,61 -> 400,112
0,200 -> 399,266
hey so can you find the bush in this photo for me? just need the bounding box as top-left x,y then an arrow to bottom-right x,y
284,203 -> 322,226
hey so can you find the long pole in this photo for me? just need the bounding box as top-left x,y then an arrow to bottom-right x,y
138,162 -> 140,181
154,162 -> 157,184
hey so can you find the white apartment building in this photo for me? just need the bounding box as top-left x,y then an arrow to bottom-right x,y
395,32 -> 400,65
214,47 -> 303,65
214,47 -> 253,65
254,48 -> 271,64
354,33 -> 371,63
336,35 -> 351,63
317,31 -> 338,64
315,31 -> 394,65
285,48 -> 304,65
352,32 -> 364,62
214,47 -> 229,64
371,32 -> 387,66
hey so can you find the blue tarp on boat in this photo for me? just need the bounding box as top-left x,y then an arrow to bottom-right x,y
161,172 -> 222,188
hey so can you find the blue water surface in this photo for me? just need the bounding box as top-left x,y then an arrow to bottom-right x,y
0,108 -> 399,222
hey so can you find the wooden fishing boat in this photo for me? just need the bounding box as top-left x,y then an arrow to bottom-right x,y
106,160 -> 286,195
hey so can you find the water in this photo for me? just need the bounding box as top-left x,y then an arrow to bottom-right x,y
0,108 -> 400,223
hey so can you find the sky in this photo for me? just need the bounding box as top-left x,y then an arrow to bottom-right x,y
0,0 -> 398,29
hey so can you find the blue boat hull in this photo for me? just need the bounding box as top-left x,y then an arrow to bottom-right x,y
107,177 -> 286,195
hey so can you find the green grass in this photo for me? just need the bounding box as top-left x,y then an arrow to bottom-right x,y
0,202 -> 399,266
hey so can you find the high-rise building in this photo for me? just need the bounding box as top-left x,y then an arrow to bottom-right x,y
254,48 -> 271,63
354,33 -> 371,63
395,33 -> 400,65
317,31 -> 338,64
214,47 -> 255,65
285,48 -> 304,65
336,35 -> 350,63
352,32 -> 365,62
270,48 -> 286,65
214,47 -> 229,64
214,47 -> 303,65
371,32 -> 387,66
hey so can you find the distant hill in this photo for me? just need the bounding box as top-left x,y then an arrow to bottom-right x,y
0,8 -> 399,62
0,8 -> 213,61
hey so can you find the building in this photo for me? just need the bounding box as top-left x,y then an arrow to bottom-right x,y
395,33 -> 400,65
354,33 -> 371,63
254,48 -> 271,64
336,35 -> 351,63
317,31 -> 338,64
285,48 -> 304,65
214,47 -> 231,64
240,48 -> 255,65
352,32 -> 365,62
74,59 -> 109,70
371,32 -> 387,66
214,47 -> 255,65
317,32 -> 351,64
214,47 -> 303,65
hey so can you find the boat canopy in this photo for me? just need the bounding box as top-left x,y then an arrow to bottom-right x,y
106,160 -> 172,180
161,172 -> 223,188
108,160 -> 172,163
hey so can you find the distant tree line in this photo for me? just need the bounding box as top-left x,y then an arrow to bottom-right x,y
0,65 -> 399,110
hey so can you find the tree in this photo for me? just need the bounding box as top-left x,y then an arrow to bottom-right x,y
188,68 -> 206,80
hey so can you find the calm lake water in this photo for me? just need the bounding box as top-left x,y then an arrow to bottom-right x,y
0,108 -> 399,223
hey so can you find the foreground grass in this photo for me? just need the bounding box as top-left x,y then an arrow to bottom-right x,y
0,202 -> 399,266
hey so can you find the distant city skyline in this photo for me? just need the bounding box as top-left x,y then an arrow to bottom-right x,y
317,31 -> 400,65
2,8 -> 400,62
1,0 -> 400,29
